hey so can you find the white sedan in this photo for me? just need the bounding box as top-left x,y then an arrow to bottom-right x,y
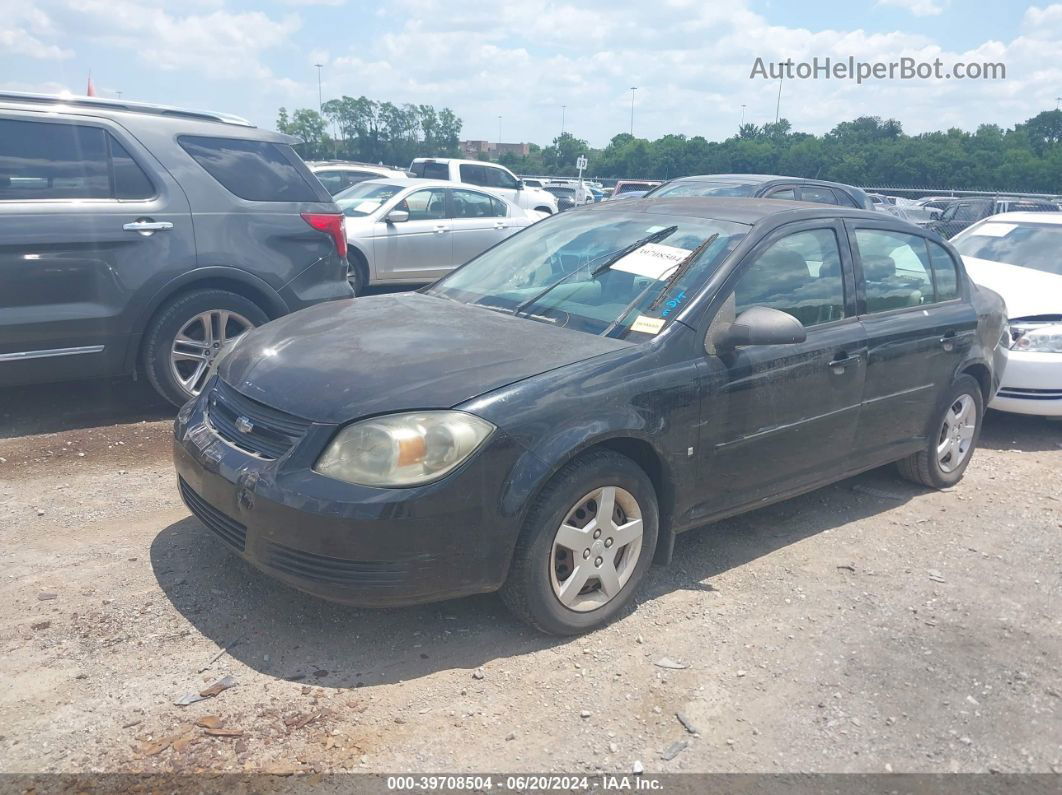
952,212 -> 1062,416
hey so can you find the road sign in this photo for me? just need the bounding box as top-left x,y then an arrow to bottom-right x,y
576,155 -> 588,171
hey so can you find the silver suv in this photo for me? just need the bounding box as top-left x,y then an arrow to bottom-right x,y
0,92 -> 352,406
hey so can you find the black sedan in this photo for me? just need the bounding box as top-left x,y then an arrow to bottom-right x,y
174,198 -> 1006,635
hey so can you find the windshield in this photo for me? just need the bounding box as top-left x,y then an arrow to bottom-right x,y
426,209 -> 747,337
335,181 -> 406,217
953,221 -> 1062,275
649,181 -> 758,198
615,182 -> 656,194
546,187 -> 575,197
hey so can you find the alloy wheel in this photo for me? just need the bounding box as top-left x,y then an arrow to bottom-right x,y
170,309 -> 253,397
936,394 -> 977,473
549,486 -> 643,612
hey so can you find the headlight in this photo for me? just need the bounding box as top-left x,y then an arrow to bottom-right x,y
315,411 -> 495,487
1011,323 -> 1062,353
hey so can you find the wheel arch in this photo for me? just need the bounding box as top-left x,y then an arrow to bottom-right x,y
958,359 -> 992,403
124,267 -> 288,374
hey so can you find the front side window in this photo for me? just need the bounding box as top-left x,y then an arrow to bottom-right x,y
485,167 -> 519,190
428,210 -> 747,337
731,228 -> 846,327
398,188 -> 448,221
765,187 -> 796,200
855,229 -> 934,312
451,189 -> 504,218
179,136 -> 322,202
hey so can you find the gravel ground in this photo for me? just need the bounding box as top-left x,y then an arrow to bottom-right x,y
0,378 -> 1060,776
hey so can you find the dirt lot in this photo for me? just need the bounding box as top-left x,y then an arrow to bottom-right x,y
1,378 -> 1060,776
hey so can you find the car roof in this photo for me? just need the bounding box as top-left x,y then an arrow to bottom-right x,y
667,173 -> 861,192
980,211 -> 1062,225
0,91 -> 253,128
584,196 -> 907,227
309,161 -> 399,171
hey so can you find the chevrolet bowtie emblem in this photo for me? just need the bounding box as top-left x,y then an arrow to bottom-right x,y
234,416 -> 254,434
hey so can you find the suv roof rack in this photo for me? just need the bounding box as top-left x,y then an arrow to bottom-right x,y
0,92 -> 253,127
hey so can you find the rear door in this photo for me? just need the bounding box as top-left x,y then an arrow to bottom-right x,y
699,220 -> 866,514
448,188 -> 511,267
371,186 -> 452,281
847,221 -> 976,465
0,113 -> 194,386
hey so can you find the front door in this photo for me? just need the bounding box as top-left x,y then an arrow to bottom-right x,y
697,221 -> 866,517
0,114 -> 194,386
372,187 -> 452,282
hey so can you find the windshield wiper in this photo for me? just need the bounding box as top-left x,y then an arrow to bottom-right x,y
603,233 -> 719,337
512,225 -> 678,318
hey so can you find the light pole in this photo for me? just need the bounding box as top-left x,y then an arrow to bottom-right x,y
775,76 -> 782,124
561,105 -> 566,137
314,63 -> 324,113
116,90 -> 123,99
1056,96 -> 1061,110
629,86 -> 637,136
497,115 -> 503,146
740,104 -> 746,127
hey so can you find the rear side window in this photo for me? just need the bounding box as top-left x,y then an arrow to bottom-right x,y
800,185 -> 838,205
451,189 -> 505,218
459,164 -> 489,186
765,187 -> 796,200
854,229 -> 935,312
179,136 -> 321,202
410,161 -> 449,179
927,241 -> 959,300
832,189 -> 861,208
0,118 -> 154,201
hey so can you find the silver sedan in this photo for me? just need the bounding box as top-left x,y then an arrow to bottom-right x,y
336,178 -> 543,294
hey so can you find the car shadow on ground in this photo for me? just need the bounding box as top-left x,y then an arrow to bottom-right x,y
0,377 -> 173,438
978,409 -> 1062,453
150,466 -> 923,689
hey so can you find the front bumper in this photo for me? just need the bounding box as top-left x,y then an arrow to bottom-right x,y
989,348 -> 1062,416
172,388 -> 524,606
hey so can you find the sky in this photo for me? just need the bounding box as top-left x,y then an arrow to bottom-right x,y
3,0 -> 1062,148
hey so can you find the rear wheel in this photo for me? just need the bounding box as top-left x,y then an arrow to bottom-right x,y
347,251 -> 369,296
143,289 -> 268,407
534,206 -> 554,215
897,375 -> 983,489
500,450 -> 658,635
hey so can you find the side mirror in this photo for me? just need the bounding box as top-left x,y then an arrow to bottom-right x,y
515,180 -> 524,190
385,209 -> 409,224
713,306 -> 806,350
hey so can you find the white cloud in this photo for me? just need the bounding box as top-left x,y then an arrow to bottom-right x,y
0,6 -> 74,59
876,0 -> 947,16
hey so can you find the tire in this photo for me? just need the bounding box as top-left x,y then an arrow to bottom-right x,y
897,374 -> 984,489
347,251 -> 369,296
500,450 -> 658,635
534,206 -> 554,215
142,289 -> 268,408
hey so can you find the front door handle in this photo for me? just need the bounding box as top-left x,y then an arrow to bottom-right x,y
494,221 -> 506,230
433,224 -> 449,234
940,331 -> 957,351
123,220 -> 173,235
828,353 -> 862,373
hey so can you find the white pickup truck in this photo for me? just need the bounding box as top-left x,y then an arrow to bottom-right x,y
409,158 -> 559,215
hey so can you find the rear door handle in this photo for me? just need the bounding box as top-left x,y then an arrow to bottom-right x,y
123,220 -> 173,234
828,353 -> 862,373
433,225 -> 449,234
940,330 -> 957,351
493,221 -> 506,229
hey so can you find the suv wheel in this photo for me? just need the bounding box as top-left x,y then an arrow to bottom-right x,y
347,251 -> 368,296
500,450 -> 658,635
143,289 -> 268,407
897,374 -> 983,489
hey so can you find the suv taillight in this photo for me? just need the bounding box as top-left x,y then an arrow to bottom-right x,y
301,212 -> 347,259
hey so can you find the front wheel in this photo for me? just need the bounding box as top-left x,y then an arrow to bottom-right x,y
500,450 -> 658,635
897,374 -> 983,489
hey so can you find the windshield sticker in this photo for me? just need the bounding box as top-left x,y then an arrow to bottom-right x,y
612,243 -> 690,280
630,315 -> 666,335
354,200 -> 382,213
972,222 -> 1016,238
659,290 -> 687,318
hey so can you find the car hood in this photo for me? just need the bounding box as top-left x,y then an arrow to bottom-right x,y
219,292 -> 631,424
961,256 -> 1062,319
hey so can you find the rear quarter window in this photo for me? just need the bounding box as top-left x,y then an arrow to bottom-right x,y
179,136 -> 324,202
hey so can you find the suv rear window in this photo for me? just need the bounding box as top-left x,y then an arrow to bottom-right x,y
179,136 -> 322,202
410,161 -> 450,180
0,118 -> 154,201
